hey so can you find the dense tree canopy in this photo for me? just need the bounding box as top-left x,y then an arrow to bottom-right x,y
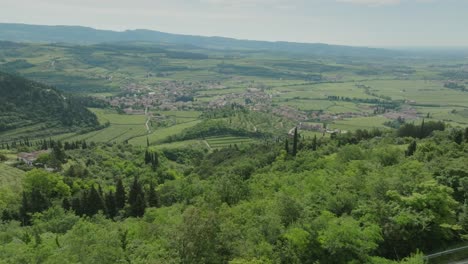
1,127 -> 468,263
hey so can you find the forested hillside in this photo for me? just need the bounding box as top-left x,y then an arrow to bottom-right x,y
1,124 -> 468,263
0,72 -> 99,135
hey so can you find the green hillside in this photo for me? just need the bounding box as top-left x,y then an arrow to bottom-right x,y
0,72 -> 99,140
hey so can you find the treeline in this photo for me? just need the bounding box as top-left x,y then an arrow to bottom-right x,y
1,138 -> 89,151
444,82 -> 466,91
216,63 -> 322,81
3,172 -> 159,225
396,119 -> 445,138
326,95 -> 400,109
163,119 -> 263,143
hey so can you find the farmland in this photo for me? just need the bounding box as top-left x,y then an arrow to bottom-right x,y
1,41 -> 468,148
0,163 -> 25,212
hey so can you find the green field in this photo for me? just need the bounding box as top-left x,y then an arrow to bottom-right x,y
0,163 -> 25,211
2,40 -> 468,146
205,136 -> 256,149
129,120 -> 202,146
330,116 -> 389,131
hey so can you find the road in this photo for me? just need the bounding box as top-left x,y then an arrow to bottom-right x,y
145,107 -> 151,134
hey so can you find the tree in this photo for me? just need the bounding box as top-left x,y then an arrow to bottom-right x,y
115,179 -> 126,210
144,150 -> 150,164
128,177 -> 146,217
84,186 -> 106,216
131,193 -> 146,218
179,207 -> 220,264
312,135 -> 318,151
465,127 -> 468,143
292,127 -> 298,156
23,169 -> 71,200
151,152 -> 159,170
147,182 -> 160,208
285,139 -> 289,154
452,129 -> 464,145
405,140 -> 417,157
71,197 -> 82,216
419,119 -> 425,139
19,192 -> 30,225
316,211 -> 382,263
105,191 -> 117,218
62,197 -> 71,211
29,188 -> 49,215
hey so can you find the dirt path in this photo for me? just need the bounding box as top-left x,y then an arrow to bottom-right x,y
203,140 -> 212,151
145,107 -> 151,134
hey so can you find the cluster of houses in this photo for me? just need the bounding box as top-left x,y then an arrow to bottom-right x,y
17,150 -> 49,166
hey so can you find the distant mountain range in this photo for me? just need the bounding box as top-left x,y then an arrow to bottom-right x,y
0,23 -> 400,57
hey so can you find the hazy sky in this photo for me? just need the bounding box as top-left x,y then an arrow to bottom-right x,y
1,0 -> 467,47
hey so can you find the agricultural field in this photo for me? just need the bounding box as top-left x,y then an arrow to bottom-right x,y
329,116 -> 389,131
0,163 -> 25,212
2,41 -> 468,149
45,108 -> 149,144
205,136 -> 257,149
129,120 -> 202,146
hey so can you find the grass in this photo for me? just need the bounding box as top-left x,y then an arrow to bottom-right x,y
363,80 -> 468,107
0,163 -> 25,187
329,116 -> 389,131
206,136 -> 256,149
129,120 -> 202,146
154,110 -> 201,124
0,163 -> 25,211
90,108 -> 147,125
156,140 -> 208,150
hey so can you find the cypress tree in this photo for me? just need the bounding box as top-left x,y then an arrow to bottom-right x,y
86,186 -> 106,216
420,119 -> 425,138
105,191 -> 117,218
131,194 -> 146,217
115,179 -> 126,210
151,152 -> 159,169
71,197 -> 82,216
128,177 -> 146,217
285,139 -> 289,154
312,135 -> 318,151
128,177 -> 140,206
19,192 -> 30,226
80,190 -> 88,215
30,188 -> 49,214
405,140 -> 417,157
454,129 -> 464,145
144,150 -> 150,164
292,127 -> 298,156
147,182 -> 160,208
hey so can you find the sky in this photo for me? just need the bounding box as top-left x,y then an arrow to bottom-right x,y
0,0 -> 467,47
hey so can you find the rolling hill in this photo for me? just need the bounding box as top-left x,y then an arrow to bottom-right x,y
0,72 -> 99,139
